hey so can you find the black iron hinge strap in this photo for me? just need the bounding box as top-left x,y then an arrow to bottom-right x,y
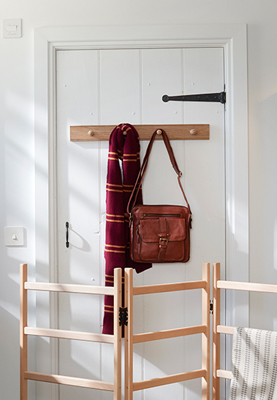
162,92 -> 226,104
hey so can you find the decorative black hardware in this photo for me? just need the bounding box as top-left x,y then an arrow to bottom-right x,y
65,222 -> 69,248
119,307 -> 128,326
162,92 -> 226,104
210,301 -> 213,314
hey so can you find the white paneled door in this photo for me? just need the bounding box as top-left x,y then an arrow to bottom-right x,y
56,47 -> 224,400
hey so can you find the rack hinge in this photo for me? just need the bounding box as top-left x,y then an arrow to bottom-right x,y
162,91 -> 226,104
210,301 -> 213,314
119,307 -> 128,326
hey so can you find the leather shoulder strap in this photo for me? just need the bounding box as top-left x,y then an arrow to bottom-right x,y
127,129 -> 191,214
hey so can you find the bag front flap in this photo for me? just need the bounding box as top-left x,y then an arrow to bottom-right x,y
139,217 -> 187,243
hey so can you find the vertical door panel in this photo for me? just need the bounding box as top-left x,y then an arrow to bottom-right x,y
99,49 -> 143,396
100,49 -> 141,125
57,50 -> 105,400
141,48 -> 183,124
182,48 -> 225,399
140,48 -> 186,400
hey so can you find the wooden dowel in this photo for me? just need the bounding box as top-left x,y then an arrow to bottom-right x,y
133,369 -> 206,391
216,370 -> 232,380
20,264 -> 28,400
202,263 -> 210,400
70,124 -> 209,142
133,280 -> 205,296
24,327 -> 114,343
217,325 -> 235,335
25,282 -> 114,296
113,268 -> 122,400
24,371 -> 114,391
133,325 -> 206,344
217,280 -> 277,294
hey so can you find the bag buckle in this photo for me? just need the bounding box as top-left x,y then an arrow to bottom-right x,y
158,235 -> 169,260
159,237 -> 169,246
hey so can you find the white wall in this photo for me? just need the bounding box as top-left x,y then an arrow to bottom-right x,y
1,0 -> 277,398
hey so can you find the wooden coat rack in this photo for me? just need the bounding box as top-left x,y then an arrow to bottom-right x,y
70,124 -> 209,141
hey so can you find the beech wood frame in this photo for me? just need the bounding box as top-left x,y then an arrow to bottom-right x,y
124,263 -> 211,400
20,264 -> 122,400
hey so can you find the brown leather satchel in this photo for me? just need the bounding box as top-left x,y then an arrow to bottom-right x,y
127,129 -> 192,263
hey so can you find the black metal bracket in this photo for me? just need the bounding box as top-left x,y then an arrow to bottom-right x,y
162,92 -> 226,104
119,307 -> 128,326
210,301 -> 213,314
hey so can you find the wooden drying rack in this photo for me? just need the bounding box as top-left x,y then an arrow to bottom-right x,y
20,263 -> 211,400
70,124 -> 209,141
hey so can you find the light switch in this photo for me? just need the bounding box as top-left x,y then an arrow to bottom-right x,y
3,19 -> 22,38
5,227 -> 25,246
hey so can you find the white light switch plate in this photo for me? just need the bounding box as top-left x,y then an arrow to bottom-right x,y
5,227 -> 25,246
3,19 -> 22,38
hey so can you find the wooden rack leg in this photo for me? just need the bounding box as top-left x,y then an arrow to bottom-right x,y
125,268 -> 133,400
20,264 -> 28,400
213,263 -> 221,400
114,268 -> 122,400
202,263 -> 210,400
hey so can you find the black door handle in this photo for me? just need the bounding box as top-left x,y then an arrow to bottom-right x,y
65,222 -> 69,248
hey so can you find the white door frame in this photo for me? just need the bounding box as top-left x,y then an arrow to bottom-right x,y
34,23 -> 248,397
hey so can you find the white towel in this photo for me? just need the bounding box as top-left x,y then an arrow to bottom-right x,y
229,327 -> 277,400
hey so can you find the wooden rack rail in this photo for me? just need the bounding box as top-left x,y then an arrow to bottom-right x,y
124,263 -> 211,400
70,124 -> 209,141
213,262 -> 277,400
20,264 -> 122,400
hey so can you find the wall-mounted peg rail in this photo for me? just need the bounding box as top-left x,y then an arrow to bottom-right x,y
70,124 -> 209,141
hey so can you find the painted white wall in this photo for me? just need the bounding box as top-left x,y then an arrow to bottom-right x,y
1,1 -> 277,398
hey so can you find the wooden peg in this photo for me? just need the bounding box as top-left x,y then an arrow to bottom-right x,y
156,129 -> 162,135
88,130 -> 94,136
123,130 -> 127,136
